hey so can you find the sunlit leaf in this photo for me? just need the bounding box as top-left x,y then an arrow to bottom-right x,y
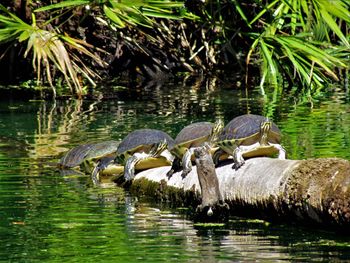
0,6 -> 107,97
103,5 -> 127,28
35,0 -> 90,12
259,39 -> 277,84
18,30 -> 30,42
249,0 -> 279,25
230,0 -> 251,28
319,8 -> 350,48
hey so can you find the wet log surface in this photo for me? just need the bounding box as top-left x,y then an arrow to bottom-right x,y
125,156 -> 350,229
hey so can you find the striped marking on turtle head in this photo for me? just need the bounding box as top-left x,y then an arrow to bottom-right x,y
219,140 -> 235,147
260,118 -> 272,145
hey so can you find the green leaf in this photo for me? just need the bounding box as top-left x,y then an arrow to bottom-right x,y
319,8 -> 350,48
35,0 -> 90,12
249,0 -> 279,26
259,39 -> 277,84
318,0 -> 350,22
290,0 -> 297,34
103,5 -> 126,28
230,0 -> 251,28
18,30 -> 30,42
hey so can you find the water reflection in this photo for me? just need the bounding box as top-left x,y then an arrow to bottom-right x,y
0,78 -> 350,261
280,90 -> 350,160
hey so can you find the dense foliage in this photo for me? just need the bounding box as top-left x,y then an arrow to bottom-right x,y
0,0 -> 349,98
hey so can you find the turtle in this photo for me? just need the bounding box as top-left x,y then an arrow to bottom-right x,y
115,129 -> 175,181
167,119 -> 224,179
58,143 -> 95,169
58,141 -> 122,184
213,114 -> 286,169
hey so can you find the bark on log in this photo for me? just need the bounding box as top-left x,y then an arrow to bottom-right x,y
126,157 -> 350,229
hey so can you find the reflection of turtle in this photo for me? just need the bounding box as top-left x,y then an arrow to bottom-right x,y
167,120 -> 223,178
59,141 -> 121,184
115,129 -> 175,181
213,114 -> 286,169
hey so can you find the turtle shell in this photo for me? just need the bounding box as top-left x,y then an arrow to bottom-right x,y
59,141 -> 119,168
85,141 -> 120,160
59,143 -> 94,168
117,129 -> 175,154
174,122 -> 214,148
219,114 -> 281,144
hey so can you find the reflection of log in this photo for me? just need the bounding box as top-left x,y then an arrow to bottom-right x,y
126,157 -> 350,228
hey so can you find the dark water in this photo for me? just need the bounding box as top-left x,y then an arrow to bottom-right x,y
1,79 -> 350,262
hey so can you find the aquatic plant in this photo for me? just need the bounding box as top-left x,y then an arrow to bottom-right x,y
244,0 -> 350,88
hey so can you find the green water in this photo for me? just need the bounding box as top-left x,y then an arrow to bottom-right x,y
1,80 -> 350,262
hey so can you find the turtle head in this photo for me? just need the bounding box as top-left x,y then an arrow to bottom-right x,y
260,118 -> 272,145
209,119 -> 224,145
150,139 -> 168,157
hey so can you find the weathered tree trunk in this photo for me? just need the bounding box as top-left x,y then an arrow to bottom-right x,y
126,157 -> 350,229
192,146 -> 229,221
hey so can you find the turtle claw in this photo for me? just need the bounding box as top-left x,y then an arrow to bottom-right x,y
181,169 -> 191,178
232,160 -> 244,170
166,169 -> 174,179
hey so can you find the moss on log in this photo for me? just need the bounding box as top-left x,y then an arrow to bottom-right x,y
125,157 -> 350,228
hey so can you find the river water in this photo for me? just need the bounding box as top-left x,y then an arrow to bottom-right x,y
1,78 -> 350,262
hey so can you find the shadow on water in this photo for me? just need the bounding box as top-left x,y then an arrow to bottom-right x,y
0,76 -> 350,261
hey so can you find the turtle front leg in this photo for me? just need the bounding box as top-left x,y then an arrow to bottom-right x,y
182,143 -> 212,178
271,143 -> 287,159
124,140 -> 168,181
181,148 -> 194,178
91,156 -> 114,185
124,152 -> 148,181
232,147 -> 245,170
166,157 -> 181,179
91,165 -> 100,185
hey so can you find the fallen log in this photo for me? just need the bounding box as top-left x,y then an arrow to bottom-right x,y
123,154 -> 350,229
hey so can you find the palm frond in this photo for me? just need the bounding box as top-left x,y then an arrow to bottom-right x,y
247,0 -> 350,89
0,4 -> 105,97
258,34 -> 348,87
35,0 -> 197,29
